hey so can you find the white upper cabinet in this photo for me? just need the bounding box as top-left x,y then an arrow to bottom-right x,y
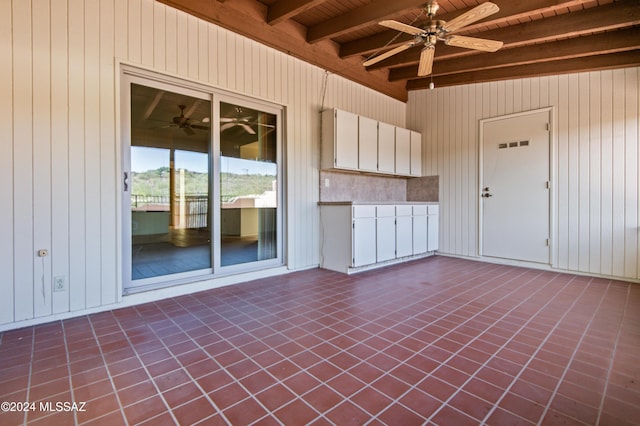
358,115 -> 378,172
322,109 -> 359,170
322,109 -> 421,177
410,130 -> 422,177
378,121 -> 396,174
395,127 -> 411,176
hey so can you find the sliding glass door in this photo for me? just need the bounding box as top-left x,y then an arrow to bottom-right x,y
122,69 -> 283,292
219,100 -> 279,268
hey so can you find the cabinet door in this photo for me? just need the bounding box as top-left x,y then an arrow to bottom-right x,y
335,109 -> 359,170
410,131 -> 422,177
358,116 -> 378,172
395,127 -> 411,176
427,205 -> 439,251
353,217 -> 377,267
352,205 -> 376,267
376,205 -> 396,262
396,206 -> 413,258
412,206 -> 428,255
378,122 -> 395,174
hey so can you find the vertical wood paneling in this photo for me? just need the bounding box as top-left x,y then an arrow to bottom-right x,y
0,0 -> 15,324
153,3 -> 166,71
600,70 -> 613,276
2,0 -> 406,328
68,0 -> 87,311
13,0 -> 34,321
140,0 -> 153,67
578,73 -> 590,272
84,0 -> 102,309
589,72 -> 601,274
624,68 -> 638,279
33,0 -> 53,318
165,8 -> 177,74
100,0 -> 117,306
408,67 -> 640,281
127,0 -> 141,63
51,0 -> 70,315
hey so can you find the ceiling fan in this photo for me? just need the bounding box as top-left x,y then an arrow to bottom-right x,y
221,107 -> 275,135
363,1 -> 504,76
154,104 -> 210,135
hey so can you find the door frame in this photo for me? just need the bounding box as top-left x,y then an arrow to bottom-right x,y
119,63 -> 286,294
478,107 -> 556,267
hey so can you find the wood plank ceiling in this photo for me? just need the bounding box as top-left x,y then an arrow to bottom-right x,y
158,0 -> 640,101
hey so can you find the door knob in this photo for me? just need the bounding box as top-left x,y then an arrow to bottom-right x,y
481,193 -> 493,198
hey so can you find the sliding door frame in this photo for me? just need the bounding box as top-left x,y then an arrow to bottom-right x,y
120,64 -> 285,294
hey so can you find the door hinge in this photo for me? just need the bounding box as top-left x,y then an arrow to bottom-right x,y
545,123 -> 550,131
545,238 -> 549,246
545,181 -> 550,189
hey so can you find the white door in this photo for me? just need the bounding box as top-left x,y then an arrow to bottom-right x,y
481,109 -> 550,264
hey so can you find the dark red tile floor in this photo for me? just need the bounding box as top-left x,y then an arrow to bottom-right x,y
1,256 -> 638,425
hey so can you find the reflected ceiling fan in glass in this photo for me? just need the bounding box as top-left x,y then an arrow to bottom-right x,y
221,106 -> 275,135
151,104 -> 210,135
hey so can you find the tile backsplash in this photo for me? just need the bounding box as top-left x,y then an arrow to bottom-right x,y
320,170 -> 438,202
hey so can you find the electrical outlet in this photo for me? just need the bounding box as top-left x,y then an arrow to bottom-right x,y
53,276 -> 66,292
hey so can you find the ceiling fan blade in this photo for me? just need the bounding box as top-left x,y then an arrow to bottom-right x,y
363,42 -> 415,67
220,117 -> 234,123
441,2 -> 499,33
190,124 -> 210,131
239,123 -> 257,135
378,20 -> 424,36
444,35 -> 503,52
183,126 -> 195,136
220,122 -> 235,132
251,122 -> 276,128
417,46 -> 435,77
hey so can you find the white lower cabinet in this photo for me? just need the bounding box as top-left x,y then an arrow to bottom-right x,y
376,205 -> 396,262
395,205 -> 413,258
412,205 -> 428,255
427,204 -> 439,252
320,203 -> 438,274
352,205 -> 377,267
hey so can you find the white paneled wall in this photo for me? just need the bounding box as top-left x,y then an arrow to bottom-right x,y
408,68 -> 640,281
0,0 -> 405,328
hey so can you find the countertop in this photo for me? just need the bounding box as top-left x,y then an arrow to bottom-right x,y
318,201 -> 438,206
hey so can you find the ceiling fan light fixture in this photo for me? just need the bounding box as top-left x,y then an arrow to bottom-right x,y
424,1 -> 439,17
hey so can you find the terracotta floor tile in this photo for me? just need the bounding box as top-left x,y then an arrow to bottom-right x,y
162,382 -> 204,409
209,382 -> 250,410
325,400 -> 369,426
171,396 -> 217,425
1,257 -> 637,424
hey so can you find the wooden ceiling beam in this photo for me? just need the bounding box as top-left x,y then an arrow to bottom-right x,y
267,0 -> 331,26
365,0 -> 640,70
406,50 -> 640,90
306,0 -> 424,44
316,0 -> 587,43
156,0 -> 408,101
390,27 -> 640,81
342,0 -> 637,59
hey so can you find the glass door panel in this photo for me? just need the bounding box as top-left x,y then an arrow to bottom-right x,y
219,101 -> 278,267
129,83 -> 212,282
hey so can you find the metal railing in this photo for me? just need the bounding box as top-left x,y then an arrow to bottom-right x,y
131,194 -> 209,229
